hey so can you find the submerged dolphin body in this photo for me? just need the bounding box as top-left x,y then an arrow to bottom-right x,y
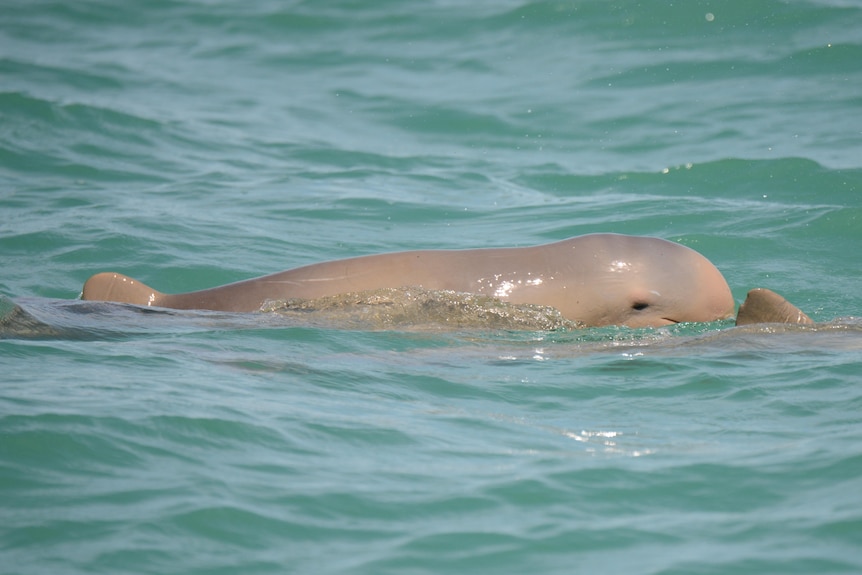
82,234 -> 736,328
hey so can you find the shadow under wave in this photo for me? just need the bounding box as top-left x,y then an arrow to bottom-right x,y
0,296 -> 250,341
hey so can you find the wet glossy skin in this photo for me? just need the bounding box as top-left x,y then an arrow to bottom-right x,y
82,234 -> 735,327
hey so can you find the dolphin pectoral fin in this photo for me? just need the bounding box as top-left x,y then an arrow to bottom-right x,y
81,272 -> 164,307
735,288 -> 814,326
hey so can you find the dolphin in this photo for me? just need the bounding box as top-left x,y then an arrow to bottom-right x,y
81,234 -> 736,328
735,288 -> 813,326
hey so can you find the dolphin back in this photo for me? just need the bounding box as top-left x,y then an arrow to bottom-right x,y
82,272 -> 163,307
736,288 -> 813,326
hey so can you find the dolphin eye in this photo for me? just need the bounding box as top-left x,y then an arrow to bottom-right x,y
632,302 -> 650,311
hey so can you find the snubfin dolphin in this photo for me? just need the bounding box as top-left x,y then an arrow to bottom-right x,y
82,234 -> 737,328
735,288 -> 814,326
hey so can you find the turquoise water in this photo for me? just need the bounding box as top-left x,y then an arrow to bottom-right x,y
2,1 -> 862,573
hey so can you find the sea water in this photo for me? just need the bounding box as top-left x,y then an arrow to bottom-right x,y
2,1 -> 861,573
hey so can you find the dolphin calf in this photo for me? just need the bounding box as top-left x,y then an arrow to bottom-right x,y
735,288 -> 813,326
81,234 -> 736,328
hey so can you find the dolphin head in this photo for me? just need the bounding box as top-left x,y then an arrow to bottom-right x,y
581,235 -> 735,328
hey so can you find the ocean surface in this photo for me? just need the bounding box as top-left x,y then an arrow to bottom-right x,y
2,1 -> 862,573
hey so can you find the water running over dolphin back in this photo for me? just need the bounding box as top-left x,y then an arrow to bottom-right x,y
81,234 -> 736,328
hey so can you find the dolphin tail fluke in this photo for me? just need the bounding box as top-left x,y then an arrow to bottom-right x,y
736,288 -> 813,326
81,272 -> 164,307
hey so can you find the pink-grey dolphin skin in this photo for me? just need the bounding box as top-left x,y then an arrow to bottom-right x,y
81,233 -> 736,328
735,288 -> 813,326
